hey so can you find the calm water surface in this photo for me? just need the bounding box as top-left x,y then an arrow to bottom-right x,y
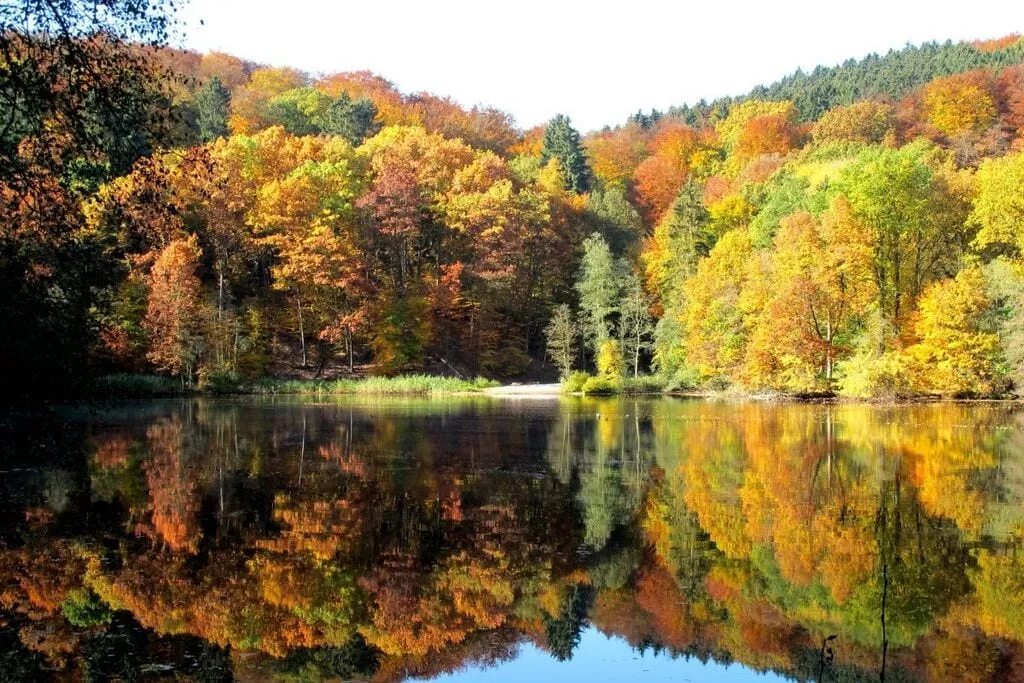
2,396 -> 1024,681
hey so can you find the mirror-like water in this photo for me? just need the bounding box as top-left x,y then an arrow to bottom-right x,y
2,396 -> 1023,682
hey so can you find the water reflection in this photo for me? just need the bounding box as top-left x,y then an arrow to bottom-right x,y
2,397 -> 1024,681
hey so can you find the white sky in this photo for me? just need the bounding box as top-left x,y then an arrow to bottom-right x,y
178,0 -> 1024,133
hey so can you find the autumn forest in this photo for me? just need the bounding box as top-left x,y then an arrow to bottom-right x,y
5,2 -> 1024,399
9,2 -> 1024,681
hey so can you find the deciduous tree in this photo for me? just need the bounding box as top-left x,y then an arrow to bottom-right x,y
576,234 -> 625,355
971,151 -> 1024,254
144,236 -> 208,384
619,273 -> 654,378
545,304 -> 578,379
812,101 -> 896,145
923,71 -> 998,137
904,266 -> 1000,395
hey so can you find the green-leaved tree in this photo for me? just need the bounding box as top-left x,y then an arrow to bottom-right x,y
319,92 -> 380,145
541,114 -> 592,193
619,273 -> 654,378
545,303 -> 578,379
576,233 -> 625,358
195,76 -> 231,142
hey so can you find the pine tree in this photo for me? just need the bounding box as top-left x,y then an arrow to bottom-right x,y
541,114 -> 592,193
195,77 -> 230,142
319,92 -> 380,145
586,186 -> 643,256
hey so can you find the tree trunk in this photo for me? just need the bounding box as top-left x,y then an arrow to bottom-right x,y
232,320 -> 239,373
892,244 -> 902,333
825,319 -> 833,381
216,266 -> 225,366
296,295 -> 306,367
634,329 -> 641,378
315,340 -> 328,378
346,326 -> 353,373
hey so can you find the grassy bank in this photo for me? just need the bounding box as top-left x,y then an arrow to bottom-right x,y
556,372 -> 1018,402
247,375 -> 499,395
89,373 -> 499,398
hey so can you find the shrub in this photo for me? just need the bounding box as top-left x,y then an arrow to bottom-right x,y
837,350 -> 910,398
621,376 -> 666,394
198,367 -> 241,394
61,588 -> 112,628
664,366 -> 702,392
246,375 -> 496,395
582,375 -> 620,394
563,371 -> 590,393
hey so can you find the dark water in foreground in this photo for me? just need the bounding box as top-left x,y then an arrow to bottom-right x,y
2,396 -> 1024,682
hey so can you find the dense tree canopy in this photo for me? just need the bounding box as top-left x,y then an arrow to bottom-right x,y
2,0 -> 1024,398
669,37 -> 1024,123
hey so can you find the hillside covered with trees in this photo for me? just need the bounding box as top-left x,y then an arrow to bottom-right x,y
4,0 -> 1024,398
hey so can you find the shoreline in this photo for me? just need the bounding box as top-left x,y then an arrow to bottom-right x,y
77,373 -> 1023,404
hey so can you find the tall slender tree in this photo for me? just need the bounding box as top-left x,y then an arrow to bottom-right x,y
144,237 -> 208,386
545,304 -> 578,379
576,233 -> 625,357
619,273 -> 654,378
541,114 -> 592,194
195,77 -> 231,142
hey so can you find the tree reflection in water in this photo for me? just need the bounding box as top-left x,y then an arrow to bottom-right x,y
2,397 -> 1024,681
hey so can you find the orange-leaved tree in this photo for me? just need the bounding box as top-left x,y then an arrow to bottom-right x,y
144,236 -> 209,385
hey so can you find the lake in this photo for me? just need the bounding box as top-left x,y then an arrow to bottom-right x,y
2,396 -> 1023,681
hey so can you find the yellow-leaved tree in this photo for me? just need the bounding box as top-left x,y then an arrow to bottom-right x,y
971,152 -> 1024,254
251,141 -> 367,369
743,199 -> 876,392
683,229 -> 765,385
922,71 -> 998,137
596,339 -> 624,382
811,101 -> 896,145
904,266 -> 1000,396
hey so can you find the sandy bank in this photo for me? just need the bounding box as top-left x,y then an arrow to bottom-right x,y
482,383 -> 563,397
